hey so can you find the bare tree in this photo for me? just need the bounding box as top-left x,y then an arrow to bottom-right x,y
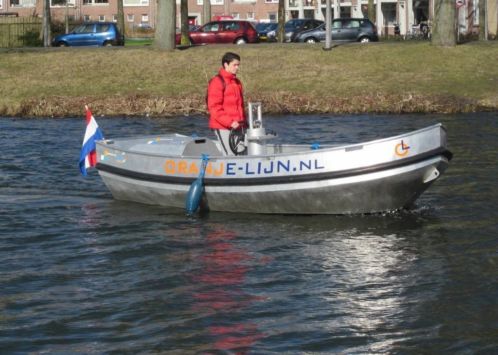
432,0 -> 456,46
203,0 -> 211,25
117,0 -> 125,39
368,0 -> 375,22
154,0 -> 176,50
479,0 -> 486,40
42,0 -> 51,47
180,0 -> 189,45
277,0 -> 285,42
64,0 -> 69,34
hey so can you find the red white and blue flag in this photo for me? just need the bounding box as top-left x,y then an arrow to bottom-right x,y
79,105 -> 104,176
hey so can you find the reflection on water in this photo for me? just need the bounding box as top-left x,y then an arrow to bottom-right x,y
1,113 -> 497,353
191,224 -> 266,352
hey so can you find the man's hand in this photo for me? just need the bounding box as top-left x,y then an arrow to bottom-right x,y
230,121 -> 240,130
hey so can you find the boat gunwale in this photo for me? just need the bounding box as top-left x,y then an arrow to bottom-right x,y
96,123 -> 446,160
96,147 -> 452,187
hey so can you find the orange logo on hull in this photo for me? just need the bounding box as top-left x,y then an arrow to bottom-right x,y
164,160 -> 224,176
395,140 -> 410,157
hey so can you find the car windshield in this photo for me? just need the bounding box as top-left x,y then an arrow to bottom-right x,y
256,23 -> 270,31
285,20 -> 302,30
257,23 -> 277,32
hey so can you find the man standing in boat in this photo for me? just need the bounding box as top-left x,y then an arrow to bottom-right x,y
207,52 -> 247,155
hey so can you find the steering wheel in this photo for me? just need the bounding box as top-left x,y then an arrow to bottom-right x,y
229,127 -> 247,155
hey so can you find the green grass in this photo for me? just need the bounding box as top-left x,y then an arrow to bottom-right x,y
0,41 -> 497,117
124,38 -> 154,47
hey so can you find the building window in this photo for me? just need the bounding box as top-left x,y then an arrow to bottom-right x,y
268,12 -> 277,22
113,14 -> 118,22
231,12 -> 239,19
83,15 -> 91,21
340,5 -> 351,18
246,12 -> 254,20
197,0 -> 223,4
83,0 -> 108,4
141,14 -> 149,22
124,0 -> 149,6
381,3 -> 395,26
10,0 -> 36,7
99,15 -> 105,21
265,0 -> 278,3
127,14 -> 134,22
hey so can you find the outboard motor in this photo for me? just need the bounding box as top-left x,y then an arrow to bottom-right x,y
245,102 -> 276,156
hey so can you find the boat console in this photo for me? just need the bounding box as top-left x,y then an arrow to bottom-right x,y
245,102 -> 277,155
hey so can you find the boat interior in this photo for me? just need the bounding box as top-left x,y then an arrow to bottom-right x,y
101,134 -> 334,158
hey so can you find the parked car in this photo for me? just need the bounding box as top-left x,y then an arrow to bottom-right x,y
293,18 -> 378,43
175,20 -> 258,45
255,22 -> 278,42
52,22 -> 124,47
267,19 -> 324,42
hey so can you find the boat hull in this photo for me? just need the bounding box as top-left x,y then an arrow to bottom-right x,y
98,155 -> 448,214
96,124 -> 452,215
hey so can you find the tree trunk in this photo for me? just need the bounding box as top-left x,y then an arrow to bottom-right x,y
278,0 -> 285,43
65,1 -> 69,34
180,0 -> 190,45
42,0 -> 51,47
368,0 -> 375,22
432,0 -> 456,46
203,0 -> 211,24
117,0 -> 125,40
479,0 -> 486,40
154,0 -> 176,50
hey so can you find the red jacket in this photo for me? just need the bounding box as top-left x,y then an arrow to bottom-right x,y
207,68 -> 246,130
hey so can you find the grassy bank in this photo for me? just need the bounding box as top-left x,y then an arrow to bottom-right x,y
0,41 -> 497,117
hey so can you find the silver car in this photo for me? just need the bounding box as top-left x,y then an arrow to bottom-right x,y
294,18 -> 379,43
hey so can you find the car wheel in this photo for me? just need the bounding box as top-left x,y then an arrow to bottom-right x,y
305,37 -> 317,44
58,42 -> 67,47
235,38 -> 247,45
359,37 -> 370,43
104,41 -> 113,47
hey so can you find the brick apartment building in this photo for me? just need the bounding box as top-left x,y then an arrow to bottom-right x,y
0,0 -> 496,38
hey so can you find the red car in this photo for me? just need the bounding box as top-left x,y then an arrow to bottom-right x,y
176,20 -> 259,45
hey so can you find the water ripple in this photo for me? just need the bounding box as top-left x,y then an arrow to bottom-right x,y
1,113 -> 497,353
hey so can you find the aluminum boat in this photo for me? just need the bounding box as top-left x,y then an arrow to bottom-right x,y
95,103 -> 452,214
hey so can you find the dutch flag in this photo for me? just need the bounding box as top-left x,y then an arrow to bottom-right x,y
79,105 -> 104,176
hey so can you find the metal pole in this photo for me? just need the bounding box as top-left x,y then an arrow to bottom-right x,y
324,0 -> 332,50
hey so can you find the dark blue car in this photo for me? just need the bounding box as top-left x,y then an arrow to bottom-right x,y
52,22 -> 124,47
255,22 -> 278,42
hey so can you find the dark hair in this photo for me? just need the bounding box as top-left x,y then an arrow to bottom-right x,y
222,52 -> 240,67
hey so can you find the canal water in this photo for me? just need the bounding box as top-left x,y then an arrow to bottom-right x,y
1,113 -> 497,353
